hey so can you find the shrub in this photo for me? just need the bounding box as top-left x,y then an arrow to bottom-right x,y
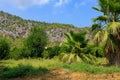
84,44 -> 105,58
25,26 -> 47,58
42,45 -> 61,59
0,64 -> 48,78
59,53 -> 82,64
9,47 -> 22,59
9,38 -> 30,59
42,50 -> 49,59
20,46 -> 31,58
0,38 -> 10,59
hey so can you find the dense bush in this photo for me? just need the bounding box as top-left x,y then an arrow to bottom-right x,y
9,47 -> 22,59
25,26 -> 47,58
42,45 -> 61,59
59,31 -> 101,64
9,38 -> 27,59
0,64 -> 48,78
82,43 -> 105,58
20,46 -> 31,58
0,38 -> 10,59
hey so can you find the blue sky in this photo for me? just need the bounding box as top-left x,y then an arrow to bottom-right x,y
0,0 -> 101,27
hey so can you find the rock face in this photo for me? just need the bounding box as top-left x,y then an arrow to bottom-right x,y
0,26 -> 29,38
47,28 -> 66,43
0,11 -> 31,38
0,11 -> 80,43
46,28 -> 78,43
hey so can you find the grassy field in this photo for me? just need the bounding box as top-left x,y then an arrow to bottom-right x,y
0,58 -> 120,79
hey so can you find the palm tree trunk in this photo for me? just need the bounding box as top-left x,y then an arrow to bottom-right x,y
106,38 -> 120,66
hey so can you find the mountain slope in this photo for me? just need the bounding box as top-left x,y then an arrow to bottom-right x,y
0,11 -> 85,43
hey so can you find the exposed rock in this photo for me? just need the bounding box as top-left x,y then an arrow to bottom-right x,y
0,11 -> 82,43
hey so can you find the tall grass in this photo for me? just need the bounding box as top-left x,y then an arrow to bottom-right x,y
0,58 -> 64,79
1,58 -> 63,68
64,62 -> 120,74
1,58 -> 120,79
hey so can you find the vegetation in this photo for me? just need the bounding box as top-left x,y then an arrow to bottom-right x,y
0,38 -> 10,59
59,31 -> 99,64
92,0 -> 120,66
0,0 -> 120,79
0,58 -> 120,79
9,38 -> 25,59
42,45 -> 61,59
64,61 -> 120,74
0,11 -> 80,40
25,26 -> 47,58
0,58 -> 63,79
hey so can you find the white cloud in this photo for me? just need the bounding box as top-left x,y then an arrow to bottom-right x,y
79,2 -> 86,6
0,0 -> 71,9
75,0 -> 96,8
2,0 -> 50,9
55,0 -> 70,7
75,1 -> 86,8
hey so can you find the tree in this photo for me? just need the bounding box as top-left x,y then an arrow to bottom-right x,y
25,26 -> 47,57
60,31 -> 97,64
92,0 -> 120,66
0,38 -> 10,59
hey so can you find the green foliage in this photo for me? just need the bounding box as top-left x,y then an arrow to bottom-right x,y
20,46 -> 31,58
25,26 -> 47,58
1,58 -> 120,79
0,38 -> 10,59
9,47 -> 30,59
80,53 -> 97,64
59,53 -> 82,64
60,31 -> 98,64
85,44 -> 105,57
92,0 -> 120,65
42,50 -> 49,59
9,47 -> 22,59
0,58 -> 63,78
0,64 -> 48,78
9,38 -> 30,59
42,45 -> 61,59
62,31 -> 87,53
64,62 -> 120,74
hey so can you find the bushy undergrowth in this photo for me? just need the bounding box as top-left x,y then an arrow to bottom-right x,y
1,58 -> 120,79
0,26 -> 105,64
42,45 -> 61,59
24,26 -> 47,58
0,38 -> 10,59
0,64 -> 48,78
64,63 -> 120,74
0,58 -> 63,79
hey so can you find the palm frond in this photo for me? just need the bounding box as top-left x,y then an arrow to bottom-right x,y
106,22 -> 120,35
91,24 -> 101,31
93,30 -> 108,45
59,53 -> 82,63
92,15 -> 109,22
92,7 -> 101,12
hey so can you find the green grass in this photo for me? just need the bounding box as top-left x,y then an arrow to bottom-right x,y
63,58 -> 120,74
0,58 -> 64,79
64,62 -> 120,74
1,58 -> 120,79
0,58 -> 63,69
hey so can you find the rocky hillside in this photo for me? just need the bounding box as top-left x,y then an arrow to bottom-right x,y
0,11 -> 85,43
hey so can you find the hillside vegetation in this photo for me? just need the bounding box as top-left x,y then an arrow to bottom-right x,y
0,0 -> 120,80
0,11 -> 84,43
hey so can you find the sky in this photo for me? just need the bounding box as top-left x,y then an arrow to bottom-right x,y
0,0 -> 101,27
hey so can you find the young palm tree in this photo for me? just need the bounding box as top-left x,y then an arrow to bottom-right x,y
60,31 -> 97,64
92,0 -> 120,66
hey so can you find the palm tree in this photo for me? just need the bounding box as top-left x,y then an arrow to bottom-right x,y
60,31 -> 97,64
92,0 -> 120,66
